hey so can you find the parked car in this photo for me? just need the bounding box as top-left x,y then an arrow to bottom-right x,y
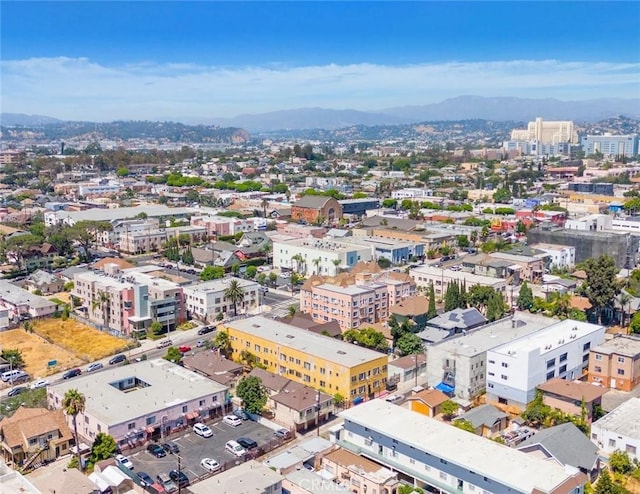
169,470 -> 189,488
233,408 -> 250,420
200,458 -> 221,472
63,368 -> 82,379
7,386 -> 27,397
237,437 -> 258,450
196,339 -> 205,348
115,454 -> 134,470
156,473 -> 178,493
223,414 -> 242,427
385,394 -> 403,403
109,354 -> 127,365
85,362 -> 103,373
147,443 -> 167,458
274,428 -> 290,439
225,440 -> 246,457
197,326 -> 215,335
259,286 -> 269,293
137,471 -> 154,487
29,379 -> 49,390
193,422 -> 213,438
156,339 -> 173,349
161,442 -> 180,454
178,345 -> 191,353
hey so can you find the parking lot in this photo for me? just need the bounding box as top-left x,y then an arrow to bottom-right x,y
127,418 -> 282,488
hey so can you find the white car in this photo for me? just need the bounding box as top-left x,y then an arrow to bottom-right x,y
85,362 -> 104,373
200,458 -> 221,472
115,454 -> 134,470
223,415 -> 242,427
225,440 -> 246,457
193,422 -> 213,438
29,379 -> 49,390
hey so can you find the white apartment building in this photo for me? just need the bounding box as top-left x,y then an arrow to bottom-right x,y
183,278 -> 261,322
305,176 -> 344,190
119,229 -> 168,254
409,265 -> 507,300
486,319 -> 606,410
273,238 -> 373,276
333,400 -> 586,494
98,219 -> 160,247
590,397 -> 640,461
511,117 -> 578,144
391,188 -> 434,200
529,243 -> 576,270
565,214 -> 612,232
425,313 -> 554,400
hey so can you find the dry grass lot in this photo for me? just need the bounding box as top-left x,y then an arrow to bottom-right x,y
0,329 -> 82,379
31,318 -> 133,361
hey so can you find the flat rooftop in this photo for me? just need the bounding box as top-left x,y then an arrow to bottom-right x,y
314,282 -> 377,296
592,335 -> 640,357
490,319 -> 604,357
183,278 -> 259,294
189,460 -> 284,494
340,399 -> 580,493
592,397 -> 640,441
49,359 -> 227,426
51,205 -> 203,223
410,265 -> 505,287
274,237 -> 369,253
430,312 -> 554,357
227,316 -> 386,367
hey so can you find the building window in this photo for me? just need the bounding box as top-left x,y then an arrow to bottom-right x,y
617,356 -> 625,364
546,358 -> 555,369
559,352 -> 567,362
182,405 -> 188,413
609,439 -> 616,448
501,362 -> 508,368
583,342 -> 591,352
439,472 -> 447,480
595,354 -> 603,361
559,364 -> 567,374
500,375 -> 508,380
128,422 -> 135,430
617,369 -> 625,376
594,366 -> 602,373
212,395 -> 218,402
146,416 -> 156,425
627,445 -> 637,455
546,371 -> 555,380
199,400 -> 205,406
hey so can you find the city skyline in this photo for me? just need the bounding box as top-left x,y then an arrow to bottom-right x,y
2,1 -> 639,121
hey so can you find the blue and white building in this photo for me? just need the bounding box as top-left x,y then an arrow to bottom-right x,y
333,399 -> 586,494
486,319 -> 606,409
580,134 -> 639,158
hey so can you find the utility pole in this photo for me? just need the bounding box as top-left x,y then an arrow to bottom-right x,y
316,388 -> 321,437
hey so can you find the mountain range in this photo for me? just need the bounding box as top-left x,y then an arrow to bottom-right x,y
3,96 -> 640,132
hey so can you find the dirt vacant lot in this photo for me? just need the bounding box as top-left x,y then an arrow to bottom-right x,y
0,329 -> 82,379
31,318 -> 134,361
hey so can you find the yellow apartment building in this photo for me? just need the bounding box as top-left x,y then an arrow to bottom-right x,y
220,316 -> 389,404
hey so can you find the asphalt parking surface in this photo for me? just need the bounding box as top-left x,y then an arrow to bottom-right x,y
127,419 -> 278,488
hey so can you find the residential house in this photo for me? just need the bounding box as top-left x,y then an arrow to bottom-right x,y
529,243 -> 576,270
589,334 -> 640,391
183,278 -> 261,322
20,244 -> 58,272
0,407 -> 73,469
405,388 -> 449,417
270,381 -> 334,433
48,359 -> 228,447
461,254 -> 521,284
222,316 -> 388,405
24,270 -> 64,295
591,397 -> 640,461
182,352 -> 244,390
387,354 -> 426,386
457,404 -> 508,437
332,399 -> 587,494
486,319 -> 606,410
490,251 -> 546,283
518,423 -> 600,481
264,437 -> 334,475
29,464 -> 100,494
319,448 -> 400,494
537,378 -> 607,424
0,280 -> 57,320
421,307 -> 487,337
388,296 -> 430,330
291,196 -> 343,225
189,460 -> 283,494
280,313 -> 342,338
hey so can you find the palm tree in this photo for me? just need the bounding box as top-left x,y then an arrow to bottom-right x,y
287,305 -> 297,319
292,254 -> 305,275
261,198 -> 269,218
332,259 -> 341,276
63,389 -> 86,471
224,279 -> 246,316
312,257 -> 322,275
617,292 -> 632,327
92,290 -> 111,332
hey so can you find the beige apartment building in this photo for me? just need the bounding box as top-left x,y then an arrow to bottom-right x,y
589,335 -> 640,391
511,117 -> 578,144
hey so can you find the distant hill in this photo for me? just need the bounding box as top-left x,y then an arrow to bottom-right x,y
1,113 -> 63,126
214,96 -> 640,131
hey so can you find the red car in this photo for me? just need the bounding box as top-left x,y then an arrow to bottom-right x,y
178,345 -> 192,353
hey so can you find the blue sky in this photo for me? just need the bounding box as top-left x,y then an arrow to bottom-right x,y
2,1 -> 639,121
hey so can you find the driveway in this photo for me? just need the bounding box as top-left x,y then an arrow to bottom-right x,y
128,419 -> 279,487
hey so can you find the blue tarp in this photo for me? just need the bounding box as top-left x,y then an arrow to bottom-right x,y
435,382 -> 454,394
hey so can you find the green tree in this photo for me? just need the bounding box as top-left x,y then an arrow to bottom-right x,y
116,166 -> 129,177
440,400 -> 459,420
584,255 -> 620,323
200,265 -> 225,281
456,235 -> 470,248
398,487 -> 424,494
236,376 -> 268,414
395,333 -> 423,356
1,349 -> 25,369
593,469 -> 618,494
486,291 -> 507,322
149,320 -> 163,336
453,419 -> 476,433
213,330 -> 232,357
62,389 -> 86,471
164,347 -> 182,363
224,279 -> 246,316
87,433 -> 117,469
69,220 -> 112,262
388,315 -> 415,348
517,281 -> 534,310
268,272 -> 278,286
427,283 -> 437,320
181,247 -> 194,265
343,327 -> 389,353
444,281 -> 460,312
609,450 -> 633,474
4,234 -> 42,272
332,393 -> 345,408
245,265 -> 258,279
629,311 -> 640,335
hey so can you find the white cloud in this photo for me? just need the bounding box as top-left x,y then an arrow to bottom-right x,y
2,57 -> 638,121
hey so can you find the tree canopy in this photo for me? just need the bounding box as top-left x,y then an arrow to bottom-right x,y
343,327 -> 389,353
236,376 -> 268,414
584,254 -> 619,322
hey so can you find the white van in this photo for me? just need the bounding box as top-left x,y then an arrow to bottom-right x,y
1,369 -> 29,383
156,339 -> 173,349
225,440 -> 246,457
